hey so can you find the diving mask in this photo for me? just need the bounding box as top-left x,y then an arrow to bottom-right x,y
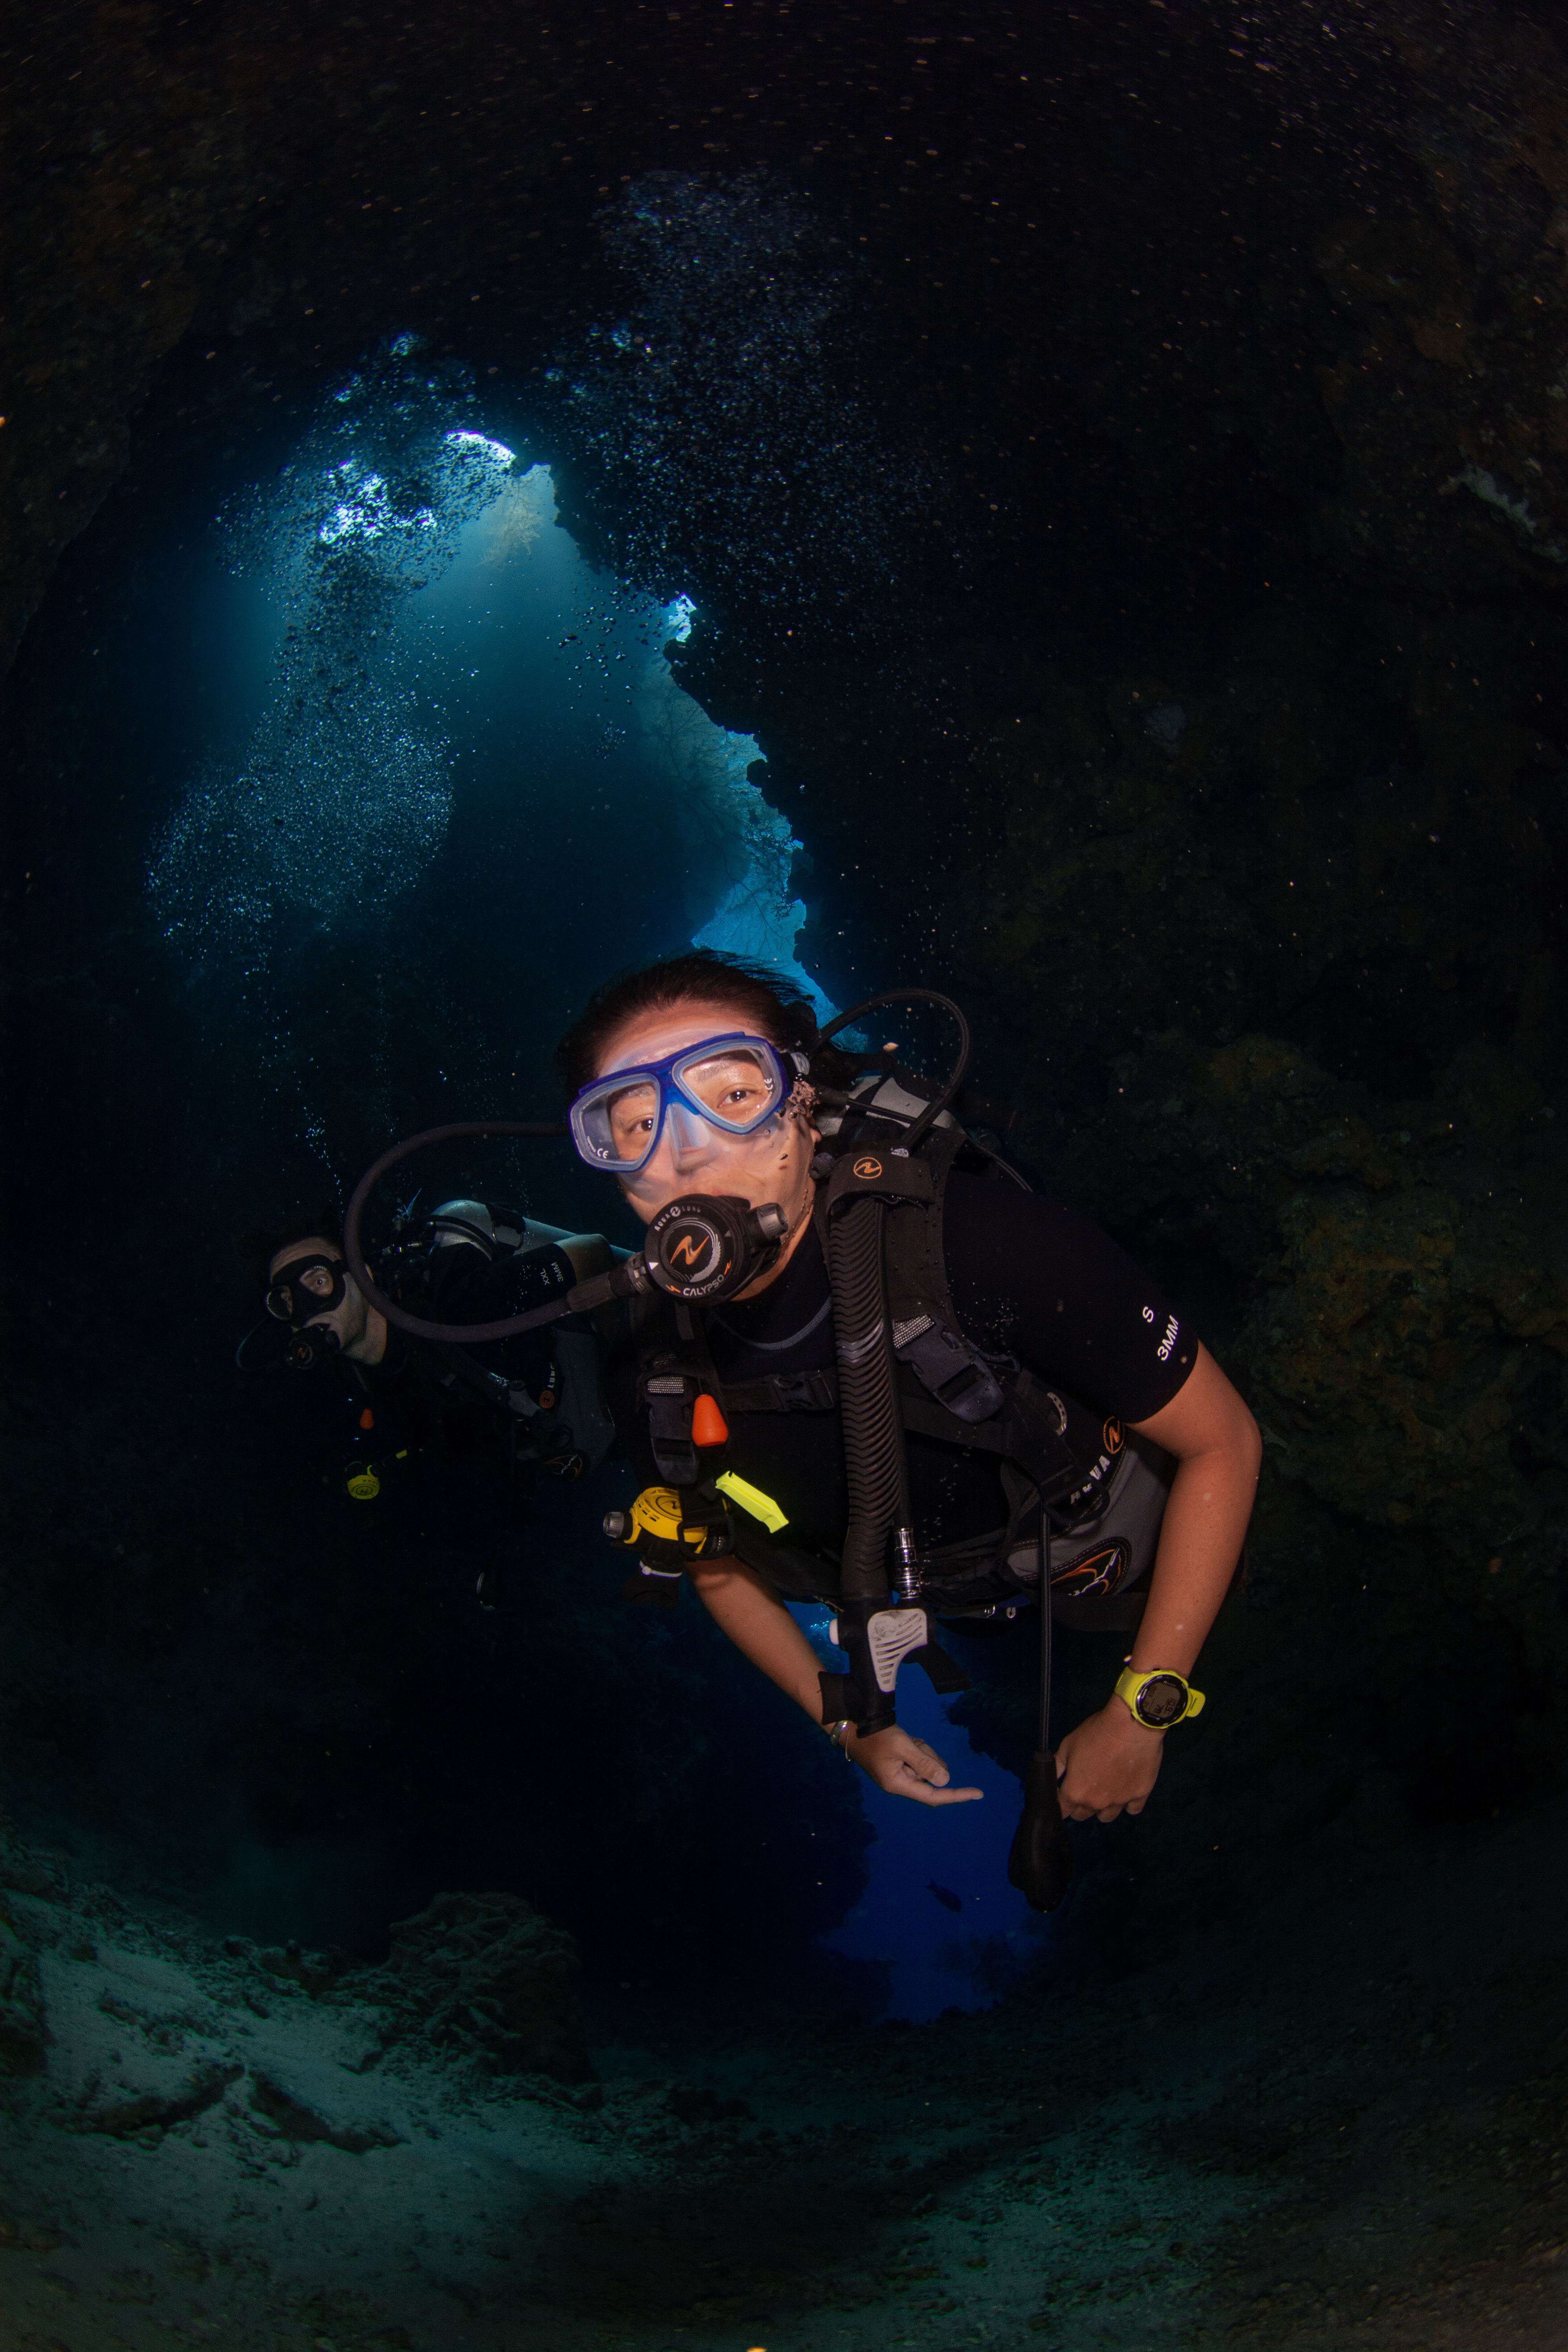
264,1253 -> 348,1328
569,1033 -> 807,1176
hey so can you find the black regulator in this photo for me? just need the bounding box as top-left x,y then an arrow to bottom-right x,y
642,1193 -> 786,1301
282,1323 -> 343,1372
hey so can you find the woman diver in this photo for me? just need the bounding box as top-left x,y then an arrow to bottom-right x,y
558,950 -> 1261,1828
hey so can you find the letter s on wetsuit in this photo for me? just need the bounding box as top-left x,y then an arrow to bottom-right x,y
608,1169 -> 1196,1621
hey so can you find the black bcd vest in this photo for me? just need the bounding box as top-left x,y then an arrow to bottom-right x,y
631,1110 -> 1135,1618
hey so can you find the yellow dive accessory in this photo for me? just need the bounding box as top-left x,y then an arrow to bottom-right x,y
600,1483 -> 727,1559
344,1448 -> 410,1502
604,1486 -> 709,1552
1114,1665 -> 1206,1728
713,1470 -> 789,1534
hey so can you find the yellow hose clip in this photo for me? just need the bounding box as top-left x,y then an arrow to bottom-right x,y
713,1470 -> 789,1534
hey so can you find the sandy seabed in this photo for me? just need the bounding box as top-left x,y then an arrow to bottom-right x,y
4,1790 -> 1568,2352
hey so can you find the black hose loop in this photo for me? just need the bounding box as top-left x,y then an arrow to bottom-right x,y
818,986 -> 972,1154
342,1120 -> 576,1346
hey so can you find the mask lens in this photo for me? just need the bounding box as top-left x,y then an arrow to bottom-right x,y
263,1256 -> 346,1326
573,1076 -> 661,1171
675,1045 -> 783,1132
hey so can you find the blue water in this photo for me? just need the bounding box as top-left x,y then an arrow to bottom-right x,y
791,1606 -> 1047,2021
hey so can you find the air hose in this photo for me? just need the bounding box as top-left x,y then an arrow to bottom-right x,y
831,1192 -> 910,1600
1007,1522 -> 1073,1913
827,1189 -> 916,1739
342,1121 -> 784,1345
819,986 -> 972,1157
341,1119 -> 636,1345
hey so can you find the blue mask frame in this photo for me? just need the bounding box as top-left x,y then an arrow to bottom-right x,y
570,1032 -> 801,1175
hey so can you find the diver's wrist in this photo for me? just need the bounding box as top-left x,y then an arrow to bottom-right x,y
1105,1696 -> 1165,1739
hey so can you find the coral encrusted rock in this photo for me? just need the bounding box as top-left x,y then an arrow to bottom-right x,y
363,1890 -> 588,2082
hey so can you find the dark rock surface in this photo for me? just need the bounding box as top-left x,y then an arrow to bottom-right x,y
248,2067 -> 405,2151
6,0 -> 1566,664
0,1899 -> 48,2078
359,1889 -> 588,2082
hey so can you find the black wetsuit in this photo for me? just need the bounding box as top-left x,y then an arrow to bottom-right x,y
310,1243 -> 580,1596
338,1240 -> 575,1463
612,1174 -> 1197,1602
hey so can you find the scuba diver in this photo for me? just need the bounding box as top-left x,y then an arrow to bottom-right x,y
339,950 -> 1260,1907
240,1200 -> 617,1604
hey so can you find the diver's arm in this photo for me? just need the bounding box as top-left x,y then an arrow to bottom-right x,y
1053,1343 -> 1260,1824
1125,1343 -> 1260,1676
688,1559 -> 982,1809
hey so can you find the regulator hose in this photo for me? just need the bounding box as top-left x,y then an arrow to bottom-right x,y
341,1119 -> 630,1346
828,1190 -> 916,1737
830,1192 -> 909,1600
819,987 -> 972,1156
1007,1531 -> 1074,1912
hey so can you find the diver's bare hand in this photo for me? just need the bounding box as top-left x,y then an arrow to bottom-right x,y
845,1727 -> 983,1807
1054,1701 -> 1164,1823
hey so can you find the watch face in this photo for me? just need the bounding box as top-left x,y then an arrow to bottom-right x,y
1135,1673 -> 1188,1727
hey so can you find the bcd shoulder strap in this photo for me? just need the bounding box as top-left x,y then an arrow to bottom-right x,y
872,1129 -> 1085,1506
631,1118 -> 1107,1573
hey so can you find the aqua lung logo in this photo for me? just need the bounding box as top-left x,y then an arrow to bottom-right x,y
665,1226 -> 718,1274
853,1156 -> 883,1180
1051,1541 -> 1129,1599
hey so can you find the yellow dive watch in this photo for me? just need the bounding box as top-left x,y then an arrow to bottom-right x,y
1114,1665 -> 1206,1728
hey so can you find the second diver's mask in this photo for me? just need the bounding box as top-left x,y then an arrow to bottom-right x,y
265,1253 -> 349,1369
264,1254 -> 349,1328
569,1033 -> 808,1176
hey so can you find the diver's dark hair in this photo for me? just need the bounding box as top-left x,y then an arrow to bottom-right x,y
555,949 -> 851,1096
236,1202 -> 344,1293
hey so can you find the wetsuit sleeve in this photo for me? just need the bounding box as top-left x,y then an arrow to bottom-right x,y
942,1172 -> 1196,1423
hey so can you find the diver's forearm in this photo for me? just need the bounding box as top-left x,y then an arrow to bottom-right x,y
1127,1446 -> 1255,1678
691,1563 -> 825,1721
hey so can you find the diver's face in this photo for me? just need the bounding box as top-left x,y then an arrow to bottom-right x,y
267,1238 -> 372,1355
593,999 -> 820,1282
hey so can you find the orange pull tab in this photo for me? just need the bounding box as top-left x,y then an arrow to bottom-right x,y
359,1408 -> 375,1431
691,1393 -> 729,1449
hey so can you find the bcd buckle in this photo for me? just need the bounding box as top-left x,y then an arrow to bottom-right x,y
892,1312 -> 1005,1423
